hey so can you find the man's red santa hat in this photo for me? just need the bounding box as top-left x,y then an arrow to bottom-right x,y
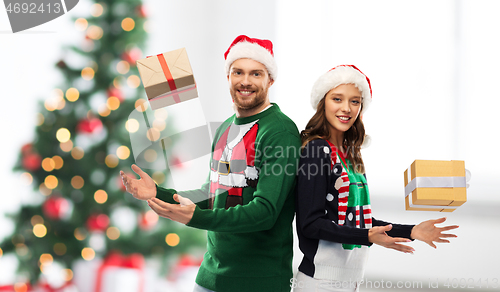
224,35 -> 277,80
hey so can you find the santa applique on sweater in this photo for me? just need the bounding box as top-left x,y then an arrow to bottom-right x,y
210,120 -> 259,209
325,141 -> 372,250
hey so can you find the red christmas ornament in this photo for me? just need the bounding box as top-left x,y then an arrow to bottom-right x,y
138,211 -> 158,230
76,117 -> 103,134
87,214 -> 109,232
21,143 -> 33,154
107,86 -> 123,102
121,47 -> 143,65
43,196 -> 70,220
22,153 -> 42,172
135,5 -> 147,18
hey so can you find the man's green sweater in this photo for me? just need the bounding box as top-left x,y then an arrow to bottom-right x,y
156,104 -> 300,292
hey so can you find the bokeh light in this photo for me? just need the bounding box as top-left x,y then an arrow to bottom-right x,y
90,3 -> 104,17
56,128 -> 71,143
42,158 -> 55,172
116,60 -> 130,74
60,140 -> 73,152
54,243 -> 67,256
166,233 -> 180,246
144,149 -> 157,163
20,172 -> 33,185
74,228 -> 87,241
31,215 -> 44,226
125,119 -> 140,133
71,175 -> 84,189
65,88 -> 80,102
127,75 -> 141,88
107,96 -> 120,110
71,147 -> 84,160
116,146 -> 130,159
53,155 -> 64,169
33,224 -> 47,238
146,128 -> 160,142
105,154 -> 119,168
75,18 -> 88,31
121,17 -> 135,31
81,67 -> 95,80
98,104 -> 111,117
106,227 -> 120,240
87,25 -> 103,40
81,247 -> 95,261
94,189 -> 108,204
44,175 -> 58,189
135,99 -> 148,112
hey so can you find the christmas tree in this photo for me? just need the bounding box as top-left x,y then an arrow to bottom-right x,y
0,0 -> 205,287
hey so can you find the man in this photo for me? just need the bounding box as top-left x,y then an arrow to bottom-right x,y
121,35 -> 301,292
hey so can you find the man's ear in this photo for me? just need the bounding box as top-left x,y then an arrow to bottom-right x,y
268,78 -> 275,88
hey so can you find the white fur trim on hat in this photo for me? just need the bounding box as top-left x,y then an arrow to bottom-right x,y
225,41 -> 278,80
310,66 -> 371,115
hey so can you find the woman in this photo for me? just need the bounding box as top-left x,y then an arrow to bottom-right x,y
294,65 -> 458,292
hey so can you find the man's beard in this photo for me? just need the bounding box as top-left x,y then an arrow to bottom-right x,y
230,85 -> 268,111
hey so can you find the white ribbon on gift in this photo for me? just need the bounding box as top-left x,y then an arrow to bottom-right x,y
404,166 -> 468,210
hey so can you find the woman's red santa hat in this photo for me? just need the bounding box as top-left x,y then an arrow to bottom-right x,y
224,35 -> 278,80
310,65 -> 372,115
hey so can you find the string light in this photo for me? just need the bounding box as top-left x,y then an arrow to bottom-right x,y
127,75 -> 141,88
154,108 -> 168,120
42,158 -> 55,172
98,104 -> 111,117
116,146 -> 130,159
39,183 -> 52,196
74,228 -> 87,241
105,154 -> 119,168
52,155 -> 64,169
56,128 -> 71,143
44,175 -> 58,189
121,17 -> 135,31
90,3 -> 104,17
135,99 -> 148,112
147,128 -> 160,142
64,269 -> 74,282
116,60 -> 130,74
33,224 -> 47,238
81,247 -> 95,261
144,149 -> 157,163
54,243 -> 67,256
107,96 -> 120,110
60,140 -> 73,152
71,175 -> 84,189
87,25 -> 103,40
125,119 -> 140,133
14,283 -> 28,292
39,253 -> 53,266
165,233 -> 180,246
81,67 -> 95,80
65,88 -> 80,102
152,172 -> 166,184
106,227 -> 120,240
15,244 -> 29,257
71,147 -> 84,160
36,113 -> 44,126
75,18 -> 88,31
20,172 -> 33,185
31,215 -> 44,226
153,119 -> 166,131
94,189 -> 108,204
113,76 -> 124,88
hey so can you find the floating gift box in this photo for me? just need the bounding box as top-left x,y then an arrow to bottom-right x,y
404,160 -> 469,212
137,48 -> 198,110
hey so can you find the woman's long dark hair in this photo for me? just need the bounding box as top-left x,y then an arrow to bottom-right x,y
301,96 -> 366,173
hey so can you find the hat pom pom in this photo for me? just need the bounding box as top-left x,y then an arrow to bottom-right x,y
361,134 -> 371,149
